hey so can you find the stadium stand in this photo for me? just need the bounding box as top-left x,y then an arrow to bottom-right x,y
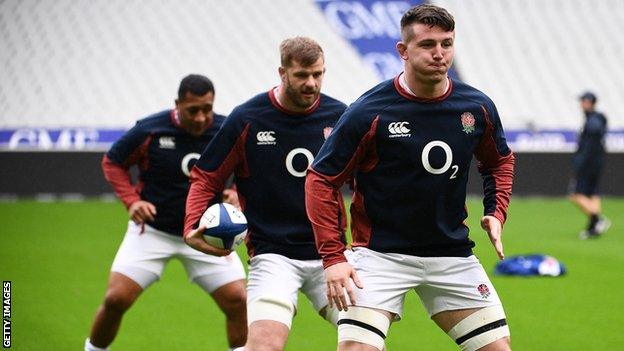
1,0 -> 622,130
0,0 -> 378,128
435,0 -> 624,129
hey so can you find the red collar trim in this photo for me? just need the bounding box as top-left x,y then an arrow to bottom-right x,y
393,74 -> 453,103
170,109 -> 182,127
268,86 -> 321,115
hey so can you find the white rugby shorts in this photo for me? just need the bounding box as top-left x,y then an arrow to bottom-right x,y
246,253 -> 328,315
348,247 -> 504,320
111,221 -> 245,292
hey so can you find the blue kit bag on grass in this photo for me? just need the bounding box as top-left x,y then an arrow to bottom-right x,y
494,254 -> 566,277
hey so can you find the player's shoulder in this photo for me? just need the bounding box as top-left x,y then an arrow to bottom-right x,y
451,79 -> 495,107
130,109 -> 173,133
228,91 -> 273,122
239,91 -> 272,111
596,111 -> 608,123
319,93 -> 348,112
588,111 -> 608,128
137,109 -> 171,125
355,78 -> 398,106
108,110 -> 171,152
344,79 -> 398,119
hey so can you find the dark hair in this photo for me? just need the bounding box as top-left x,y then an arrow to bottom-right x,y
400,4 -> 455,42
579,91 -> 597,104
178,74 -> 215,101
280,37 -> 324,67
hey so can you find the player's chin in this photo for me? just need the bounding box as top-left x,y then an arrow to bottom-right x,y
191,123 -> 210,136
425,72 -> 447,84
297,94 -> 318,108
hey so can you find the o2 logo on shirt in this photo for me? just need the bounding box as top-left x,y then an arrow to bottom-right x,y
285,148 -> 314,177
181,153 -> 201,177
421,141 -> 459,179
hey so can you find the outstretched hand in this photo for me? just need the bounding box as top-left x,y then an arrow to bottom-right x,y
183,226 -> 232,257
481,215 -> 505,260
325,261 -> 363,311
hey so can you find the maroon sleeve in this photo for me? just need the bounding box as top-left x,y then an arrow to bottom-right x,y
305,117 -> 379,268
305,170 -> 351,268
101,134 -> 151,209
101,155 -> 140,208
184,125 -> 250,237
474,106 -> 515,225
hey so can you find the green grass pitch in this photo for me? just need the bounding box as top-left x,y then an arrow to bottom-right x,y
1,198 -> 623,350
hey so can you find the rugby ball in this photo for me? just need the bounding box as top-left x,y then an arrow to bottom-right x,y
199,203 -> 247,250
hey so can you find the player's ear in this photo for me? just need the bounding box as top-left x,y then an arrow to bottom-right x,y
278,66 -> 286,82
396,41 -> 408,60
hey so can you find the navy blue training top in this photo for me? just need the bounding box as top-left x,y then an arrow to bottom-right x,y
103,109 -> 225,236
185,89 -> 347,260
306,76 -> 515,268
573,110 -> 607,173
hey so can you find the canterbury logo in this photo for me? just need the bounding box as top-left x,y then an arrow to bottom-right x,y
159,136 -> 176,148
256,131 -> 276,145
388,121 -> 411,138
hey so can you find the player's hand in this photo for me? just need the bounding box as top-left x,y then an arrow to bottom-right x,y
481,215 -> 505,260
222,188 -> 240,210
128,200 -> 157,224
183,226 -> 232,257
325,261 -> 363,312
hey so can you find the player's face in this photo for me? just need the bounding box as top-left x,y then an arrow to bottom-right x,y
580,99 -> 594,112
176,91 -> 215,136
397,23 -> 454,84
280,57 -> 325,111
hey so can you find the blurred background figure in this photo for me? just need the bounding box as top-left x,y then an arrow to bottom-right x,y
569,91 -> 610,239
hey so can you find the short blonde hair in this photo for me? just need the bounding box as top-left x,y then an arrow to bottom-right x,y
280,37 -> 324,67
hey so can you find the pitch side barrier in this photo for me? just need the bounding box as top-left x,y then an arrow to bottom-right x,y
1,129 -> 624,197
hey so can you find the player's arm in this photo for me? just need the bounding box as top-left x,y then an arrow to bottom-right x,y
102,122 -> 156,224
474,102 -> 515,260
184,111 -> 249,256
305,111 -> 378,310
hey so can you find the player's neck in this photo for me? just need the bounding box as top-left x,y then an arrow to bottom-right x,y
401,72 -> 449,99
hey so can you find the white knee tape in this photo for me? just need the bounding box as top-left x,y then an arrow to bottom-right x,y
247,296 -> 295,329
338,307 -> 391,351
448,305 -> 510,351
